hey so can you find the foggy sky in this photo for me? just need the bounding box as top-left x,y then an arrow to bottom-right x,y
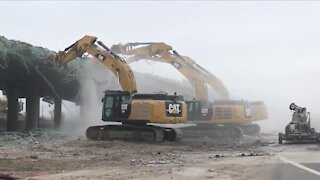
1,1 -> 320,132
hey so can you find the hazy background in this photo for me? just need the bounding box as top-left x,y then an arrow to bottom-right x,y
1,1 -> 320,133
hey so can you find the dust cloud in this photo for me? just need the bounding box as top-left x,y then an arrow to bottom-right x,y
58,58 -> 118,136
226,68 -> 320,134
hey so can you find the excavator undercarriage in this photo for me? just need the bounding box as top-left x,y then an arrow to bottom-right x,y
182,123 -> 260,139
86,123 -> 182,142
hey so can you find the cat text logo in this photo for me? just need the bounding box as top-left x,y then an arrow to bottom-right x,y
167,104 -> 181,114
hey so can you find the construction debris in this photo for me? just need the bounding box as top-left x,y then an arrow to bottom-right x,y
0,129 -> 69,146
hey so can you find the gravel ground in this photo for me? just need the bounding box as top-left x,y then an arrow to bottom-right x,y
0,130 -> 277,180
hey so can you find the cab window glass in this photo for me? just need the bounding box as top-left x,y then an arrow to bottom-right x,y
188,102 -> 193,112
105,96 -> 113,108
122,95 -> 130,104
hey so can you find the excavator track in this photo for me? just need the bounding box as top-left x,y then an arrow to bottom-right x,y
86,124 -> 181,142
182,123 -> 260,139
238,124 -> 260,135
163,128 -> 183,141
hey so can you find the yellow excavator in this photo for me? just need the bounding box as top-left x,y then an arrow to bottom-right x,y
111,42 -> 268,138
49,36 -> 187,142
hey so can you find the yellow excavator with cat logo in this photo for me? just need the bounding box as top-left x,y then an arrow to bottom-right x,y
49,36 -> 187,142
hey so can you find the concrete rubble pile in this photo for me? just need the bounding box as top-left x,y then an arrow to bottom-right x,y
0,129 -> 69,146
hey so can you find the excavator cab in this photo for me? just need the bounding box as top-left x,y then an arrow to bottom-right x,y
186,100 -> 213,121
102,90 -> 131,122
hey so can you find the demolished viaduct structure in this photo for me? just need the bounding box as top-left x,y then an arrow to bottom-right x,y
0,36 -> 80,131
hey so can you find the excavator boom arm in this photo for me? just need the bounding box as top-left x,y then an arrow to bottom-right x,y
51,35 -> 137,93
111,42 -> 229,100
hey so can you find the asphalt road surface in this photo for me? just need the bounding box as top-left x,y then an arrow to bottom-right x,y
248,139 -> 320,180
